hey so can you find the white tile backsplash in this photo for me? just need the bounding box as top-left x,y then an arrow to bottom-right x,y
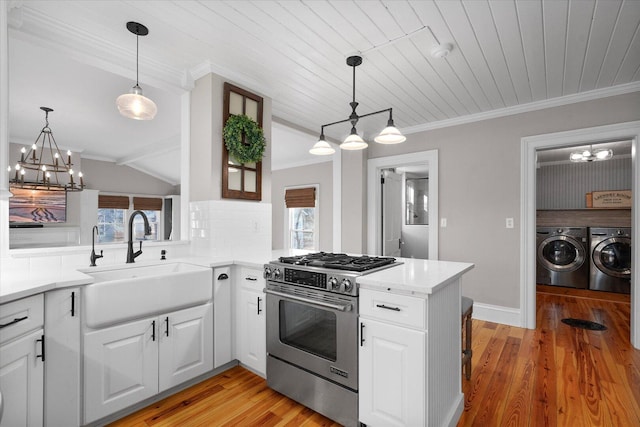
189,200 -> 272,261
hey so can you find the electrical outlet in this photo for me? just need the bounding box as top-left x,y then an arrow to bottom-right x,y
506,218 -> 514,229
440,218 -> 447,228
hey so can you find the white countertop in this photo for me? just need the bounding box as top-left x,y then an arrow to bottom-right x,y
1,251 -> 473,304
357,258 -> 474,297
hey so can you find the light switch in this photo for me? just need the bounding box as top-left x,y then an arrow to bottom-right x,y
506,218 -> 514,229
440,218 -> 447,228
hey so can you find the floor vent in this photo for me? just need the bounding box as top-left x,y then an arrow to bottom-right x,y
561,318 -> 607,331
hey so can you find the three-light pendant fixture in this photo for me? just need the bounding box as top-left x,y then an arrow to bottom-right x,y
309,55 -> 406,156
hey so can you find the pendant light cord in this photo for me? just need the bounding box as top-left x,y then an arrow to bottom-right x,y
136,31 -> 139,86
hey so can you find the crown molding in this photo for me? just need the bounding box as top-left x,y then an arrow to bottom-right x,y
190,59 -> 274,98
402,81 -> 640,135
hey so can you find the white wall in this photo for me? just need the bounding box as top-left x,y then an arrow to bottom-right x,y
367,92 -> 640,310
271,161 -> 333,251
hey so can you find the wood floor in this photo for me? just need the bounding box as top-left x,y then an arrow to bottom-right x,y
110,287 -> 639,427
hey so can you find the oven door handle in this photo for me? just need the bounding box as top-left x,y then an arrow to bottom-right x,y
263,289 -> 353,312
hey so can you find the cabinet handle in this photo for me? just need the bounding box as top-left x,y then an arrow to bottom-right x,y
151,320 -> 156,341
165,316 -> 170,337
217,273 -> 229,280
257,297 -> 263,315
36,335 -> 45,362
71,291 -> 76,317
376,304 -> 401,312
246,276 -> 257,281
360,322 -> 365,346
0,316 -> 28,329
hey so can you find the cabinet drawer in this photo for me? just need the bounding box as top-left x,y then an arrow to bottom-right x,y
238,267 -> 265,291
0,294 -> 44,344
359,289 -> 426,330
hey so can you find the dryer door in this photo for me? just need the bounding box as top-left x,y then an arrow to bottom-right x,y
593,237 -> 631,279
538,236 -> 586,272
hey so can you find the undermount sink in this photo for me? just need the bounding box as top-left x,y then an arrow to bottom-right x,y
83,262 -> 212,329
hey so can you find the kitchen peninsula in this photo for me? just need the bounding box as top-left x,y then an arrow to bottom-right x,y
0,252 -> 473,427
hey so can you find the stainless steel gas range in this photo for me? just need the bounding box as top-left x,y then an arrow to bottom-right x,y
263,252 -> 400,427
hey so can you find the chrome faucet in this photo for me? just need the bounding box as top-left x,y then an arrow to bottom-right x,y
90,226 -> 103,267
126,210 -> 152,263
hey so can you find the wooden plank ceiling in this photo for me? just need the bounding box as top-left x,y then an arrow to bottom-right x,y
9,0 -> 640,148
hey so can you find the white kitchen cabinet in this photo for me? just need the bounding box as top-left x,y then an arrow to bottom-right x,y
213,266 -> 233,368
84,303 -> 213,424
359,318 -> 425,427
235,267 -> 266,376
0,329 -> 45,427
359,282 -> 463,427
159,303 -> 213,391
44,288 -> 81,427
0,295 -> 44,427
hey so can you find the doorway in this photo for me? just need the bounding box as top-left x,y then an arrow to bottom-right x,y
367,150 -> 438,260
521,121 -> 640,349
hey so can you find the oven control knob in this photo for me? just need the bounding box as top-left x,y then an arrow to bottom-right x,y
273,268 -> 281,279
341,278 -> 353,292
263,267 -> 272,279
329,277 -> 339,289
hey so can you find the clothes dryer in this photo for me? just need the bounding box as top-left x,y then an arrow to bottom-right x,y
536,227 -> 589,288
589,227 -> 631,294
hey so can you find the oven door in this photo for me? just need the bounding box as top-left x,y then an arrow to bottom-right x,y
265,283 -> 358,390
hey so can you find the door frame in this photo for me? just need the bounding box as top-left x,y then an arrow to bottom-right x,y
367,150 -> 438,260
520,121 -> 640,349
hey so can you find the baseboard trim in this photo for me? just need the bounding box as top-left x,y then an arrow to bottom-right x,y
472,302 -> 522,328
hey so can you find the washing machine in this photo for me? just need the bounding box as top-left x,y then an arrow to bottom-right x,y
536,227 -> 589,288
589,227 -> 632,294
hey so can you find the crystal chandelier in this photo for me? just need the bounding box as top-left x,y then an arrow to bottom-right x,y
309,56 -> 406,156
569,146 -> 613,162
8,107 -> 84,191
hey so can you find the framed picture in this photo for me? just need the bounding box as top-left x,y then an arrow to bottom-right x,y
9,187 -> 67,223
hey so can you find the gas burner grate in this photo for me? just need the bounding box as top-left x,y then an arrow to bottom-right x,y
278,252 -> 396,272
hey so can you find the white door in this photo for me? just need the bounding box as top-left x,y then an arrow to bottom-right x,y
236,287 -> 266,375
0,329 -> 44,427
359,318 -> 425,427
159,303 -> 213,392
84,317 -> 158,424
382,170 -> 403,256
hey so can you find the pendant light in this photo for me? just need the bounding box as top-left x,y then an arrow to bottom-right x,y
116,21 -> 157,120
310,55 -> 405,156
8,107 -> 84,191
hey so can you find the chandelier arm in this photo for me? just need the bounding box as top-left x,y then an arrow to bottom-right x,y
357,107 -> 392,121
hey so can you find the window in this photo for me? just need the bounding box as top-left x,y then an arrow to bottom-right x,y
285,187 -> 318,250
97,195 -> 129,243
97,195 -> 163,244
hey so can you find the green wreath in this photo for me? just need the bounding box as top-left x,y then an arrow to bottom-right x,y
223,114 -> 266,164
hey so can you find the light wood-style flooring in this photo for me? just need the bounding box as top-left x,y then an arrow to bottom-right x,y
110,287 -> 639,426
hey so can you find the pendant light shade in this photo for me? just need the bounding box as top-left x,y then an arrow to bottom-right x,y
117,22 -> 157,120
374,117 -> 406,144
117,85 -> 157,121
309,132 -> 335,155
341,128 -> 368,150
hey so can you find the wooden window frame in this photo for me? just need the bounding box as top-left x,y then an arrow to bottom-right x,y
222,82 -> 263,201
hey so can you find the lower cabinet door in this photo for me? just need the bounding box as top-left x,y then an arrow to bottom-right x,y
359,318 -> 426,427
0,329 -> 44,427
84,317 -> 158,424
236,287 -> 266,375
159,303 -> 213,392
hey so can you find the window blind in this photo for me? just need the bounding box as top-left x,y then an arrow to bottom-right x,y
285,187 -> 316,208
98,195 -> 129,209
133,197 -> 163,211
